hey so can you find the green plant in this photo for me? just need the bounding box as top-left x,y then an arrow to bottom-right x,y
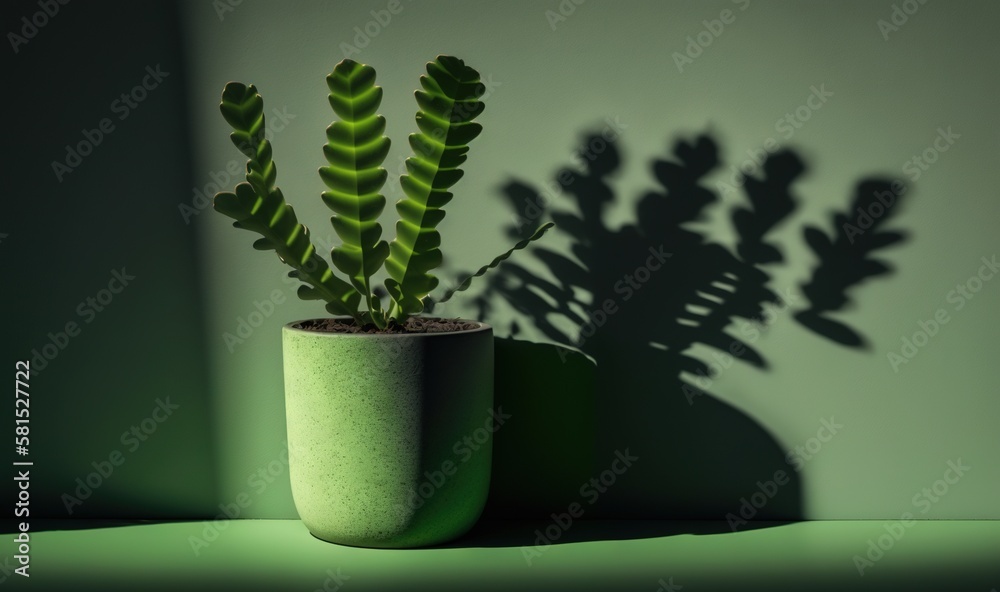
213,55 -> 551,329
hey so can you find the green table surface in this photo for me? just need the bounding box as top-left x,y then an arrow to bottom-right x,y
4,519 -> 998,591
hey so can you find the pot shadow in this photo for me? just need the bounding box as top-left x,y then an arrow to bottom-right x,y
441,128 -> 908,545
441,518 -> 791,550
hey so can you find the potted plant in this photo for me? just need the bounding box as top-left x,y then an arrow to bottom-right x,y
211,55 -> 550,548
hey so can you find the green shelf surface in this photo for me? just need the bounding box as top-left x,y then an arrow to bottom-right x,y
4,519 -> 997,591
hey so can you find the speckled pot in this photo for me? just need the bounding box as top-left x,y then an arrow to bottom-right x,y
282,319 -> 494,548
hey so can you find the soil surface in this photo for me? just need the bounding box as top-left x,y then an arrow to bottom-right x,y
293,317 -> 482,334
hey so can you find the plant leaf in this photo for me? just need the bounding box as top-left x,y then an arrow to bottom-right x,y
215,82 -> 360,317
215,184 -> 361,316
384,55 -> 486,318
220,83 -> 276,197
429,222 -> 554,308
320,60 -> 391,325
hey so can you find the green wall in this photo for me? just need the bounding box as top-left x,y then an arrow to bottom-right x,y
6,0 -> 217,518
6,0 -> 998,522
183,0 -> 999,520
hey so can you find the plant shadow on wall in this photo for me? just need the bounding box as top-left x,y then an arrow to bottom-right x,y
442,128 -> 909,545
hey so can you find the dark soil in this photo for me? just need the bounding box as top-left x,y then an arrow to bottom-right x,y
292,317 -> 482,334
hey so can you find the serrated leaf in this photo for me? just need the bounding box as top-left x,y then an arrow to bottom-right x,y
213,184 -> 360,316
320,59 -> 392,317
215,82 -> 360,317
430,222 -> 554,307
384,56 -> 486,318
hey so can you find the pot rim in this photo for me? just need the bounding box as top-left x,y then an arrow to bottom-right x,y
283,317 -> 492,338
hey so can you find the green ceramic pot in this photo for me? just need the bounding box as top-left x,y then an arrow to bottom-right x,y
282,319 -> 494,548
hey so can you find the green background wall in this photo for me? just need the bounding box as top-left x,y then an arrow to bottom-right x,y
6,0 -> 998,522
6,0 -> 218,519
